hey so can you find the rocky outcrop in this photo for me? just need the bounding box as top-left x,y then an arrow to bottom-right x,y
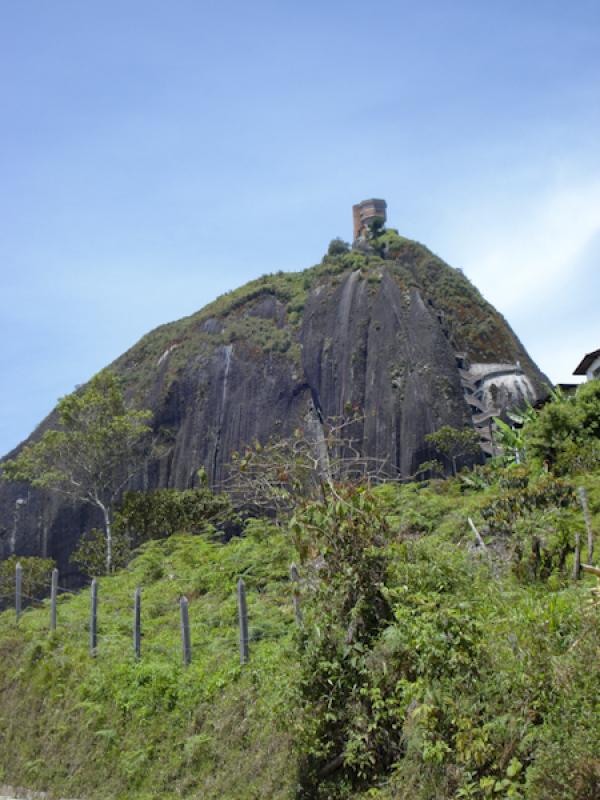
0,240 -> 548,579
300,272 -> 471,476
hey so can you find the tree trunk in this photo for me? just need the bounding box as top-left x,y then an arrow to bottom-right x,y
96,501 -> 113,575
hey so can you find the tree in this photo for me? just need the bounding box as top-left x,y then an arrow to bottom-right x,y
1,371 -> 154,574
327,238 -> 350,256
69,481 -> 238,578
523,380 -> 600,474
424,424 -> 480,476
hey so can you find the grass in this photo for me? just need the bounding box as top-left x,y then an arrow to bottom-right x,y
0,529 -> 298,799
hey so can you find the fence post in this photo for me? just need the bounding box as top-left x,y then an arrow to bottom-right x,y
180,596 -> 191,666
50,568 -> 58,631
573,532 -> 582,581
90,579 -> 98,656
290,563 -> 303,625
578,486 -> 594,564
133,587 -> 141,660
15,561 -> 22,623
237,578 -> 249,665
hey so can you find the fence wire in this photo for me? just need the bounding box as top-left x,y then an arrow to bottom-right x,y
5,565 -> 299,666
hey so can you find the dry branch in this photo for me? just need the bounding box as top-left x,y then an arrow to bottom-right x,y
581,563 -> 600,577
221,411 -> 398,517
468,517 -> 488,551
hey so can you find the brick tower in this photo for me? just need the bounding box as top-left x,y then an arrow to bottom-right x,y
352,198 -> 387,241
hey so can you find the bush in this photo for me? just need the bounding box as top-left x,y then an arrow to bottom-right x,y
0,555 -> 55,604
70,485 -> 237,577
293,488 -> 393,796
328,238 -> 350,256
524,381 -> 600,474
70,527 -> 133,577
117,485 -> 236,544
425,425 -> 481,476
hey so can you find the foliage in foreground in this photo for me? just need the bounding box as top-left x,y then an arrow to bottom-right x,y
0,453 -> 599,799
523,380 -> 600,475
291,470 -> 600,800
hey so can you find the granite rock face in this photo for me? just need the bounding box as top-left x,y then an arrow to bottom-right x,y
0,240 -> 548,579
300,272 -> 471,476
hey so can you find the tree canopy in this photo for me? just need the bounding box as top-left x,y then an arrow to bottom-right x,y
425,424 -> 481,475
71,483 -> 237,577
1,371 -> 154,574
523,380 -> 600,473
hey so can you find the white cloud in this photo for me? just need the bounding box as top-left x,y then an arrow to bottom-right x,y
435,172 -> 600,384
459,176 -> 600,313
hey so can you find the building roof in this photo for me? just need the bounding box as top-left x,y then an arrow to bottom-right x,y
356,198 -> 386,207
573,348 -> 600,375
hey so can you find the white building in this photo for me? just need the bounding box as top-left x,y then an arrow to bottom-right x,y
574,349 -> 600,382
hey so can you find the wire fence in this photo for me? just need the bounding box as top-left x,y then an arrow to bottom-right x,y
4,561 -> 303,667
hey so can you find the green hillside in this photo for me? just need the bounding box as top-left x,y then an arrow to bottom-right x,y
1,383 -> 599,800
0,528 -> 297,799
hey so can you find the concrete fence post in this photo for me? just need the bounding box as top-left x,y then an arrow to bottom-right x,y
15,562 -> 22,623
573,532 -> 582,581
50,568 -> 58,631
180,596 -> 191,666
237,578 -> 249,665
133,587 -> 141,660
90,579 -> 98,656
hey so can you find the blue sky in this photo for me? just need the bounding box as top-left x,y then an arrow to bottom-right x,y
1,0 -> 599,455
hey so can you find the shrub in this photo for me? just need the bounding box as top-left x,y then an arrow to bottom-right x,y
425,425 -> 481,476
71,485 -> 237,577
479,473 -> 578,580
524,381 -> 600,474
328,238 -> 350,256
293,488 -> 393,796
0,555 -> 55,604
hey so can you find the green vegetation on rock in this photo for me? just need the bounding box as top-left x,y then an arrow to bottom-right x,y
106,236 -> 540,414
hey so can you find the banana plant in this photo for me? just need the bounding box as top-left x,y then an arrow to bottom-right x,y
493,400 -> 537,463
